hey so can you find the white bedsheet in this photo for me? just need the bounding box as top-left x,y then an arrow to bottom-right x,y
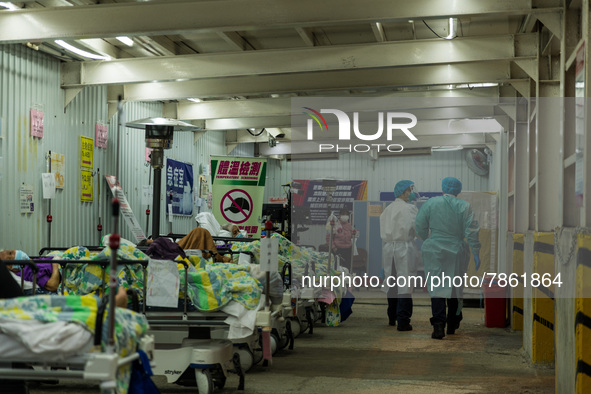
0,318 -> 93,361
222,296 -> 266,339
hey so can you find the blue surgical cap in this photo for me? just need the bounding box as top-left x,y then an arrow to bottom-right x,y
442,177 -> 462,195
394,180 -> 414,198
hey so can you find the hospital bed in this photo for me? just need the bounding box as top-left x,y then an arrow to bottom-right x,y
0,259 -> 155,394
33,249 -> 247,392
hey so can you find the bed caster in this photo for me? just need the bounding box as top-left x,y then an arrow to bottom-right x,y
235,347 -> 254,372
270,333 -> 279,355
195,369 -> 213,394
290,318 -> 301,337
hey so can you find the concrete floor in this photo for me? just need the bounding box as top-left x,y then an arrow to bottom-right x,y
30,299 -> 554,394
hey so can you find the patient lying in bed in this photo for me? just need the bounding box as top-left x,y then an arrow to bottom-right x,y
0,250 -> 61,293
140,227 -> 232,262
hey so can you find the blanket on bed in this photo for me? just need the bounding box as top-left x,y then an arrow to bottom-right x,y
0,295 -> 148,394
54,247 -> 262,312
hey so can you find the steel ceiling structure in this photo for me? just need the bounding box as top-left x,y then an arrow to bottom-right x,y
0,0 -> 559,148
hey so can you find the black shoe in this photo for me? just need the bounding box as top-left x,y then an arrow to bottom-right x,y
397,323 -> 413,331
447,321 -> 459,335
432,322 -> 445,339
389,320 -> 396,327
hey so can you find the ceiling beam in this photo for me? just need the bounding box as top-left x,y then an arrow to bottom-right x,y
258,134 -> 490,155
0,0 -> 541,44
371,22 -> 386,42
207,115 -> 504,133
295,27 -> 315,46
217,32 -> 255,51
178,98 -> 499,121
61,34 -> 534,87
122,62 -> 511,101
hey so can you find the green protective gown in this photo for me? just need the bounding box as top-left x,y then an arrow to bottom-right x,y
415,195 -> 481,299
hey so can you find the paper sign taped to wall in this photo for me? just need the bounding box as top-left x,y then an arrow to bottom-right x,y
146,259 -> 180,308
142,185 -> 153,205
41,173 -> 56,199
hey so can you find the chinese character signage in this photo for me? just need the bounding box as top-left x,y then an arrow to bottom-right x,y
291,180 -> 368,223
30,109 -> 44,138
80,136 -> 93,168
81,169 -> 93,202
95,124 -> 108,148
165,158 -> 194,216
210,156 -> 267,238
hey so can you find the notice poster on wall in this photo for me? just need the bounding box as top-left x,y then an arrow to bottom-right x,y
81,169 -> 93,202
80,136 -> 94,169
20,184 -> 34,214
30,108 -> 44,138
291,180 -> 368,223
51,152 -> 65,189
95,124 -> 108,148
210,156 -> 267,238
41,173 -> 56,199
165,158 -> 194,216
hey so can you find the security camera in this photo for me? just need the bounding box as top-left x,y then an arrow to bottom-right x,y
267,128 -> 286,139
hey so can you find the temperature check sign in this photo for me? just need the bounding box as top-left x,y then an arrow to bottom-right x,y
220,189 -> 253,224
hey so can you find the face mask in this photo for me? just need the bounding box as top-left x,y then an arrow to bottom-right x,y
408,192 -> 417,202
340,215 -> 349,222
15,250 -> 29,260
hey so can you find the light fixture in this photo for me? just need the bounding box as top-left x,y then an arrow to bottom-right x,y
116,36 -> 134,47
55,40 -> 111,61
445,18 -> 457,40
0,2 -> 19,10
431,145 -> 464,152
187,98 -> 202,103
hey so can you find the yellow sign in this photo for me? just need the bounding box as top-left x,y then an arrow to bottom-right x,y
81,169 -> 93,202
80,136 -> 93,169
51,152 -> 65,189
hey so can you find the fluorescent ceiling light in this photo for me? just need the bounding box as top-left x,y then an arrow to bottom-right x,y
0,2 -> 19,10
187,98 -> 202,103
445,18 -> 456,40
55,40 -> 111,60
116,36 -> 134,47
431,145 -> 464,152
455,83 -> 499,89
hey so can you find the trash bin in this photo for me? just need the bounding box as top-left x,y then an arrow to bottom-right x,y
482,275 -> 507,328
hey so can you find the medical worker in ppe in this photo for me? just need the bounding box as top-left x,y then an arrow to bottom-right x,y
380,180 -> 419,331
415,177 -> 481,340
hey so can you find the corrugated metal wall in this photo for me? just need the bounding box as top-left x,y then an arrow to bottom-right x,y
228,143 -> 254,157
292,150 -> 493,199
0,44 -> 229,254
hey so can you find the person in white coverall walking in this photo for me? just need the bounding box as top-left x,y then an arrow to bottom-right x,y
380,180 -> 419,331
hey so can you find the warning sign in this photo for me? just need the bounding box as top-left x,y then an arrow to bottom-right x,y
221,189 -> 253,224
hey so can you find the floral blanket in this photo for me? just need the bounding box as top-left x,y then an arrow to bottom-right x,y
53,246 -> 262,312
0,295 -> 148,394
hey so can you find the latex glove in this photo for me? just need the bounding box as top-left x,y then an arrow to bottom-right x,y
474,254 -> 481,271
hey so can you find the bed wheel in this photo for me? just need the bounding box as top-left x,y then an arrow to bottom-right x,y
195,369 -> 213,394
236,347 -> 254,372
270,333 -> 279,355
291,318 -> 301,337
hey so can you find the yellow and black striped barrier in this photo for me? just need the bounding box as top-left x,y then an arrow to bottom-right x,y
512,233 -> 524,331
576,233 -> 591,393
531,232 -> 555,364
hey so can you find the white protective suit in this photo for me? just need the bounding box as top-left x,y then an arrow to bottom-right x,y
379,199 -> 419,294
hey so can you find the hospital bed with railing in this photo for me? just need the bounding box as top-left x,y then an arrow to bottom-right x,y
0,258 -> 154,394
